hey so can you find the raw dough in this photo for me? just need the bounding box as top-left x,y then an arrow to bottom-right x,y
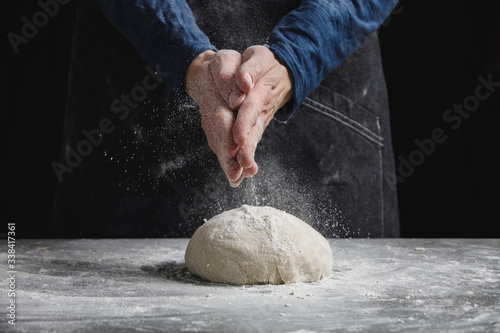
185,205 -> 333,285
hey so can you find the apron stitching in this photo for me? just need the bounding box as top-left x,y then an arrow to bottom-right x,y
303,98 -> 384,146
317,83 -> 377,118
376,116 -> 384,236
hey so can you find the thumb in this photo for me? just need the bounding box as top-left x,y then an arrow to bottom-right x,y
236,45 -> 276,93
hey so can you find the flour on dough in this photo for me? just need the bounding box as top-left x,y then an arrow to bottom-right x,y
185,205 -> 333,285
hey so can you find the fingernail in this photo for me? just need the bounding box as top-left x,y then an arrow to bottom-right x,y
244,73 -> 253,89
229,90 -> 243,109
229,179 -> 241,187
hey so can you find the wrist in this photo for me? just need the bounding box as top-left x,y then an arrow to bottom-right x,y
278,62 -> 294,109
184,50 -> 216,99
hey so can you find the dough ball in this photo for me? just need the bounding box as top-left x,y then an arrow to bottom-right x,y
185,205 -> 333,285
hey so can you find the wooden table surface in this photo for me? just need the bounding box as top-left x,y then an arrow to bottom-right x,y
1,238 -> 499,332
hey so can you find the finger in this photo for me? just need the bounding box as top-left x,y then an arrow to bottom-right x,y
215,136 -> 243,184
233,81 -> 270,146
236,45 -> 276,93
214,104 -> 240,162
228,90 -> 246,110
236,116 -> 265,170
195,57 -> 246,185
209,50 -> 246,110
229,170 -> 245,187
204,102 -> 242,182
224,157 -> 243,183
243,162 -> 258,178
218,108 -> 243,182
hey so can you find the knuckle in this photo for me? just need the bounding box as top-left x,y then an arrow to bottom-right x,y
260,93 -> 273,107
252,63 -> 263,76
220,49 -> 240,59
214,113 -> 225,124
239,154 -> 253,168
217,70 -> 233,84
214,105 -> 227,116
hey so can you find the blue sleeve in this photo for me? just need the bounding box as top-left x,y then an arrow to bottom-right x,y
266,0 -> 399,121
93,0 -> 217,93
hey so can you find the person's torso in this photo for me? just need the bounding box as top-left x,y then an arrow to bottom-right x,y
187,0 -> 301,52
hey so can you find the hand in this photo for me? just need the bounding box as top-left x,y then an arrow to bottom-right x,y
232,45 -> 294,179
184,50 -> 247,187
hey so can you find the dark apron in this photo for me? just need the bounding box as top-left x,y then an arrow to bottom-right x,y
51,0 -> 399,238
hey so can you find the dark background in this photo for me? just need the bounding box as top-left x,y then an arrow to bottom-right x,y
1,0 -> 499,238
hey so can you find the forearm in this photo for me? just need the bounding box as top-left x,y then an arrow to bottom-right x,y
266,0 -> 399,121
93,0 -> 217,93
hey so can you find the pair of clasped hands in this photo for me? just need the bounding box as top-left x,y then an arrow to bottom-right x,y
184,46 -> 293,187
